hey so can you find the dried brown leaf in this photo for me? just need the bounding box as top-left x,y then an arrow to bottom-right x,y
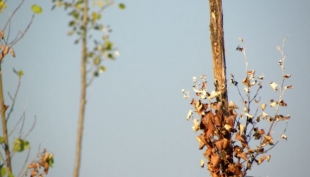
235,133 -> 248,148
279,99 -> 287,107
215,140 -> 223,151
263,135 -> 274,146
211,153 -> 220,167
214,112 -> 223,127
192,119 -> 199,132
222,138 -> 229,149
242,77 -> 250,87
204,148 -> 212,160
10,48 -> 16,57
281,134 -> 287,140
260,103 -> 266,110
0,31 -> 4,39
196,135 -> 206,150
270,82 -> 278,91
285,85 -> 293,89
44,162 -> 49,174
229,101 -> 239,109
30,170 -> 38,177
283,74 -> 291,79
247,70 -> 255,79
200,159 -> 204,168
3,46 -> 9,56
28,164 -> 36,169
237,152 -> 248,161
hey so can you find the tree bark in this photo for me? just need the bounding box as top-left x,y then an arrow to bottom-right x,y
73,0 -> 88,176
209,0 -> 228,107
0,68 -> 12,174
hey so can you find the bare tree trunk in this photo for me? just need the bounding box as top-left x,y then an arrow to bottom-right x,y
73,0 -> 88,176
0,69 -> 12,174
209,0 -> 228,107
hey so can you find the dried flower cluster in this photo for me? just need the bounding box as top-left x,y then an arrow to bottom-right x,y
26,149 -> 54,177
182,37 -> 292,177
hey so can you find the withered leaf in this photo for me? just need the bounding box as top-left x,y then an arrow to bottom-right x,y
242,77 -> 250,87
28,164 -> 36,169
285,85 -> 293,89
186,110 -> 193,121
237,152 -> 248,161
283,74 -> 291,79
261,103 -> 266,110
279,99 -> 287,107
229,101 -> 239,109
200,159 -> 204,168
247,70 -> 255,79
204,148 -> 212,160
263,135 -> 274,146
258,74 -> 264,80
281,134 -> 287,140
239,124 -> 245,134
215,139 -> 223,151
270,82 -> 278,91
3,45 -> 9,56
214,112 -> 223,127
270,99 -> 277,107
0,31 -> 4,39
192,119 -> 199,132
211,153 -> 220,167
196,136 -> 205,150
10,48 -> 16,57
235,133 -> 248,148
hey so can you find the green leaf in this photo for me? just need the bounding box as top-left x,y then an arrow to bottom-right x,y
91,12 -> 101,20
119,3 -> 125,10
49,156 -> 54,167
31,5 -> 42,14
93,57 -> 101,65
1,167 -> 6,176
17,70 -> 24,77
99,66 -> 106,73
107,53 -> 114,60
67,31 -> 74,36
8,173 -> 14,177
74,39 -> 80,44
0,136 -> 4,143
0,1 -> 7,13
69,10 -> 79,20
13,138 -> 30,152
69,20 -> 75,27
104,41 -> 113,50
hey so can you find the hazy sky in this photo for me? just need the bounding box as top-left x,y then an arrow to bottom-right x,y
1,0 -> 309,177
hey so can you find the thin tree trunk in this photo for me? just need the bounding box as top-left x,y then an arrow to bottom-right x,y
73,0 -> 88,176
209,0 -> 228,107
0,68 -> 12,173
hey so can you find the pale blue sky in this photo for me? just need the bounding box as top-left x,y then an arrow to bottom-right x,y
1,0 -> 309,177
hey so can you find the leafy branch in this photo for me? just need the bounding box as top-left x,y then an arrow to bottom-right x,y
182,37 -> 292,177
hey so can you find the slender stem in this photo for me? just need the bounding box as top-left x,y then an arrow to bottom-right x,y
0,67 -> 12,173
73,0 -> 88,177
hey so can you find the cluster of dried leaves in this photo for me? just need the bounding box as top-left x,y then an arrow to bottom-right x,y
26,149 -> 54,177
182,37 -> 292,177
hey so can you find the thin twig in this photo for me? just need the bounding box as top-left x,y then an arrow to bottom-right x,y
6,74 -> 21,122
17,147 -> 31,177
2,0 -> 25,43
10,14 -> 35,47
8,105 -> 26,136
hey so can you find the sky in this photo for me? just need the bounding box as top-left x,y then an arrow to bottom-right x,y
1,0 -> 310,177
